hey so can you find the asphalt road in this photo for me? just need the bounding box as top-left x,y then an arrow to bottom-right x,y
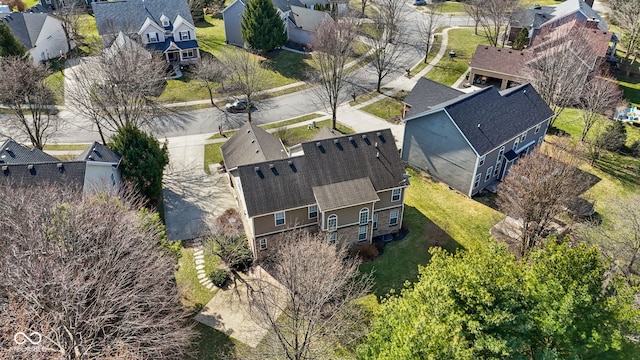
0,4 -> 477,144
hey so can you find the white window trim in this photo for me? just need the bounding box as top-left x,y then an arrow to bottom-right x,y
537,136 -> 543,146
535,124 -> 541,134
486,166 -> 493,181
327,214 -> 337,232
358,225 -> 368,241
372,214 -> 378,229
328,232 -> 337,244
513,138 -> 519,150
259,238 -> 267,250
520,131 -> 527,142
359,208 -> 369,225
275,212 -> 285,226
473,174 -> 481,188
179,30 -> 190,40
478,155 -> 486,167
389,210 -> 399,226
391,188 -> 401,202
308,205 -> 318,219
147,32 -> 159,43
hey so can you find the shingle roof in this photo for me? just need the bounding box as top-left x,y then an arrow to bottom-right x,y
1,161 -> 86,189
221,122 -> 287,170
469,45 -> 531,79
92,0 -> 194,36
310,126 -> 341,141
312,177 -> 379,212
404,78 -> 464,118
271,0 -> 303,12
236,129 -> 404,217
407,84 -> 553,155
146,38 -> 199,52
290,5 -> 329,32
76,142 -> 121,163
0,12 -> 48,50
0,139 -> 59,164
544,0 -> 607,31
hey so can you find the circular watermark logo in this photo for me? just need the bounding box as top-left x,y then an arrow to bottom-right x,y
13,331 -> 42,345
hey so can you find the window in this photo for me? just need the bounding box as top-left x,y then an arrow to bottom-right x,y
520,131 -> 527,142
372,214 -> 378,229
328,232 -> 337,244
359,208 -> 369,225
162,19 -> 170,27
497,146 -> 505,160
392,188 -> 401,202
479,155 -> 486,167
473,174 -> 481,188
537,136 -> 543,146
513,138 -> 519,150
183,49 -> 195,59
486,166 -> 493,181
308,205 -> 318,219
327,214 -> 337,231
259,238 -> 267,250
147,32 -> 159,43
275,212 -> 285,226
535,124 -> 541,134
494,166 -> 500,176
389,210 -> 399,226
358,225 -> 368,241
179,30 -> 190,40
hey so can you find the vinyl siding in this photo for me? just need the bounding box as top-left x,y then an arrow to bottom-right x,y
222,1 -> 245,47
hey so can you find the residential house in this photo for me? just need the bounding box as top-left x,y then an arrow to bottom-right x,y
508,0 -> 605,45
1,139 -> 121,194
222,0 -> 333,48
401,83 -> 554,197
0,11 -> 72,63
402,77 -> 463,119
92,0 -> 199,65
468,20 -> 613,89
221,123 -> 407,259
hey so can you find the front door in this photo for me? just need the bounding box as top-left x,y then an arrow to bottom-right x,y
167,51 -> 179,62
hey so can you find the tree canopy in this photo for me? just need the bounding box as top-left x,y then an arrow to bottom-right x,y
241,0 -> 287,52
358,242 -> 640,359
110,124 -> 169,204
0,23 -> 26,58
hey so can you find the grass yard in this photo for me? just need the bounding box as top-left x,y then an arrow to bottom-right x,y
348,0 -> 378,18
411,29 -> 444,75
195,15 -> 227,57
520,0 -> 565,6
433,1 -> 466,13
76,14 -> 101,56
360,93 -> 406,122
43,143 -> 91,151
23,0 -> 38,8
208,113 -> 324,140
175,247 -> 220,309
361,168 -> 503,297
45,71 -> 65,105
425,27 -> 489,86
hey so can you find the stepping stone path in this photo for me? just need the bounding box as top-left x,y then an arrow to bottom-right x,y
191,238 -> 217,292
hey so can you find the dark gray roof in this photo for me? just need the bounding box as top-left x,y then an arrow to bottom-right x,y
76,142 -> 121,163
510,6 -> 555,29
1,161 -> 86,189
270,0 -> 303,12
0,139 -> 60,164
409,84 -> 553,155
221,122 -> 287,170
92,0 -> 194,36
404,78 -> 464,118
310,126 -> 341,141
0,12 -> 48,50
312,177 -> 379,212
236,129 -> 405,217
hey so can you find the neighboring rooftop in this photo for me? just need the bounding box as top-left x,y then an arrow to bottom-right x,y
0,139 -> 59,164
312,177 -> 379,212
92,0 -> 194,36
0,12 -> 48,50
469,46 -> 531,79
235,129 -> 405,217
76,142 -> 121,163
404,78 -> 464,118
221,122 -> 287,170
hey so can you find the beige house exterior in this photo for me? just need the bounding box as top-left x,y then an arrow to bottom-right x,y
221,123 -> 407,259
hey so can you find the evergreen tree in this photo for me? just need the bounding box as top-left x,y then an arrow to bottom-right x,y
241,0 -> 287,52
110,123 -> 170,205
512,27 -> 528,50
600,120 -> 627,152
0,23 -> 26,58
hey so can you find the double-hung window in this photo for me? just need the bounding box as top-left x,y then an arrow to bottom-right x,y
473,174 -> 481,188
389,210 -> 399,226
372,214 -> 378,229
275,212 -> 285,226
358,226 -> 368,241
392,188 -> 401,202
259,238 -> 267,250
179,30 -> 190,40
327,214 -> 337,232
486,166 -> 493,181
308,205 -> 318,219
147,32 -> 159,43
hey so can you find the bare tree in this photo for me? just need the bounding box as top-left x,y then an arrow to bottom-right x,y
53,1 -> 82,53
418,2 -> 442,64
193,55 -> 228,107
220,48 -> 269,122
248,231 -> 373,360
476,0 -> 520,47
578,195 -> 640,285
610,0 -> 640,76
360,0 -> 368,15
578,75 -> 622,142
65,41 -> 174,144
497,143 -> 586,256
311,18 -> 356,129
0,186 -> 196,359
526,29 -> 600,126
368,0 -> 405,92
0,56 -> 58,149
463,0 -> 483,35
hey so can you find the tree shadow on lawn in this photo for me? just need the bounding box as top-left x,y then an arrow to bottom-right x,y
594,153 -> 640,189
262,49 -> 312,82
362,205 -> 462,298
191,322 -> 237,360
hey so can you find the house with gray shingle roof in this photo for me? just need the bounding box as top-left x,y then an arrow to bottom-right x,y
221,125 -> 407,259
401,83 -> 553,197
0,139 -> 121,195
92,0 -> 199,65
0,11 -> 72,63
402,77 -> 463,119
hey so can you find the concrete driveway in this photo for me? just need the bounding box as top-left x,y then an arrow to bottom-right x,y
162,134 -> 237,241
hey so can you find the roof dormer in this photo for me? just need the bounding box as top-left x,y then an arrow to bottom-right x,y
160,14 -> 170,28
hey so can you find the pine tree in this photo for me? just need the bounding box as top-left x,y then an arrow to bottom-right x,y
512,28 -> 529,50
0,22 -> 26,58
241,0 -> 287,52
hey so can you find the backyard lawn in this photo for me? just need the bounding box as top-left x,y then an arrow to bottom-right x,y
76,14 -> 101,56
175,247 -> 220,309
425,27 -> 489,86
360,93 -> 406,122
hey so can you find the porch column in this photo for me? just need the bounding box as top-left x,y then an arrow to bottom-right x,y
500,78 -> 508,90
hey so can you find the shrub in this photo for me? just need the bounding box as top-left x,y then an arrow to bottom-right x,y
209,268 -> 230,288
600,121 -> 627,152
349,243 -> 379,262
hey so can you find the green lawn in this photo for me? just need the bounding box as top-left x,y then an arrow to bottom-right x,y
76,14 -> 101,56
521,0 -> 565,6
360,93 -> 406,121
411,28 -> 444,75
43,143 -> 90,151
175,247 -> 220,309
45,71 -> 65,105
361,168 -> 503,297
23,0 -> 38,8
156,72 -> 212,103
425,28 -> 489,86
433,1 -> 466,13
